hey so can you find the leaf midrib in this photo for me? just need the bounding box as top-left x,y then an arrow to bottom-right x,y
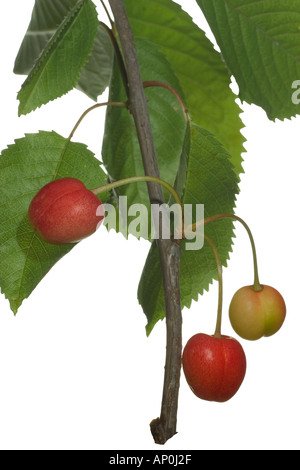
26,29 -> 57,36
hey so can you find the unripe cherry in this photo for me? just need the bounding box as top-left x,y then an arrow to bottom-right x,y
229,285 -> 286,341
28,177 -> 104,244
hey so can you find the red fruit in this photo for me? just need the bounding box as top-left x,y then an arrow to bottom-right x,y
229,285 -> 286,341
28,178 -> 104,244
182,333 -> 246,402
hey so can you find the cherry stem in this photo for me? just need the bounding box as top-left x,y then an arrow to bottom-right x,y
143,81 -> 190,122
204,235 -> 223,338
91,176 -> 184,236
67,101 -> 127,141
187,213 -> 263,292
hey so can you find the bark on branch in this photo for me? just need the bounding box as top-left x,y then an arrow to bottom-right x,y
108,0 -> 182,445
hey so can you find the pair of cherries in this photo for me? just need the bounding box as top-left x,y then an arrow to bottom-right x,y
28,177 -> 287,404
182,284 -> 286,403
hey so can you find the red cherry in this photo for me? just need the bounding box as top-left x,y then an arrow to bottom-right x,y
182,333 -> 246,402
28,178 -> 104,244
229,285 -> 286,341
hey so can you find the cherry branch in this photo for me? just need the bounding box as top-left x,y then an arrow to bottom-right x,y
108,0 -> 182,445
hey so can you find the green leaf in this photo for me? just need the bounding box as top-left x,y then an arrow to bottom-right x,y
138,122 -> 239,335
17,0 -> 99,115
102,37 -> 187,237
124,0 -> 245,175
14,0 -> 113,102
0,131 -> 108,313
75,24 -> 114,101
14,0 -> 79,75
196,0 -> 300,120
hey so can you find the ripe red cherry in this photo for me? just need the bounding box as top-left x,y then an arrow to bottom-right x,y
229,285 -> 286,341
28,177 -> 104,244
182,333 -> 246,402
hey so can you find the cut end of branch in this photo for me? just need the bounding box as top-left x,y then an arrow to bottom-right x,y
150,418 -> 177,445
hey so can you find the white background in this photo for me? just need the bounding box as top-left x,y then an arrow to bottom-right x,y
0,0 -> 299,451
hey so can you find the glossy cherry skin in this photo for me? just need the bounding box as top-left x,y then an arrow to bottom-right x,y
182,333 -> 246,403
229,285 -> 286,341
28,178 -> 104,244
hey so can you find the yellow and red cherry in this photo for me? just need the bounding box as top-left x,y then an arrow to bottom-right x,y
229,285 -> 286,341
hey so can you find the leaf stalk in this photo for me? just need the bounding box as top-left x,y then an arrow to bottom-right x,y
143,80 -> 190,122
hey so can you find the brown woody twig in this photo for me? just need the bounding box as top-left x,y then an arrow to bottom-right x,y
108,0 -> 182,445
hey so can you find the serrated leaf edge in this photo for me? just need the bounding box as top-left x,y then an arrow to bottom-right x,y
17,0 -> 98,115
